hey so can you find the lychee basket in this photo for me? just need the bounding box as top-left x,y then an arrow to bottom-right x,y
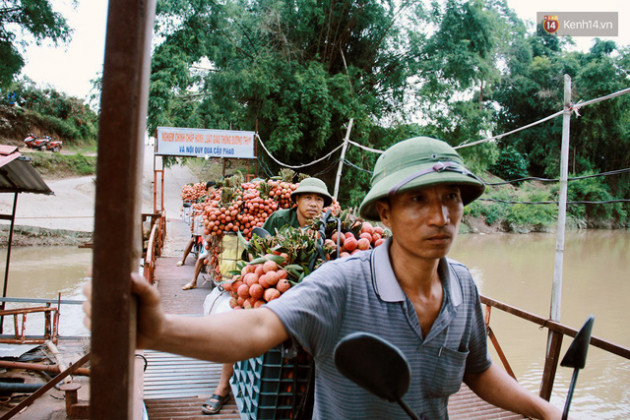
230,343 -> 313,419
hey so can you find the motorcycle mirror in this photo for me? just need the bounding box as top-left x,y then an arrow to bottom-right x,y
334,332 -> 420,420
561,315 -> 594,370
251,227 -> 271,238
560,315 -> 594,420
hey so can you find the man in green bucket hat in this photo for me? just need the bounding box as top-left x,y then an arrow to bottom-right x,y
358,136 -> 485,220
262,177 -> 333,233
87,137 -> 562,419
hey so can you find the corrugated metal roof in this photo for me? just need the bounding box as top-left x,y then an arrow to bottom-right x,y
0,145 -> 52,195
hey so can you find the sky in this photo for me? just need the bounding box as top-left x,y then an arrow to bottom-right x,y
18,0 -> 630,102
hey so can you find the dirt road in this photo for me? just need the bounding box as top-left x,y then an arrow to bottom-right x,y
0,144 -> 196,238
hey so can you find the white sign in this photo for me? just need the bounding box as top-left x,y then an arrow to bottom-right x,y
156,127 -> 256,158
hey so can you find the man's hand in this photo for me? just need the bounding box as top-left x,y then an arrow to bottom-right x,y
82,281 -> 92,331
130,272 -> 166,349
83,272 -> 166,350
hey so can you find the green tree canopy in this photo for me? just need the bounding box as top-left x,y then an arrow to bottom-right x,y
148,0 -> 630,207
0,0 -> 72,89
492,35 -> 630,198
149,0 -> 429,162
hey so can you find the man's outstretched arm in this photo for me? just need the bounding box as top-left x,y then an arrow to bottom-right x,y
85,273 -> 289,363
464,363 -> 563,420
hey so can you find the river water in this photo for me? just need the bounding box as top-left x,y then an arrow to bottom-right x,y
0,246 -> 91,337
0,230 -> 628,418
450,230 -> 630,419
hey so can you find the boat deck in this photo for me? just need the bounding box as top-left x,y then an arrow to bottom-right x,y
144,255 -> 240,419
145,217 -> 526,419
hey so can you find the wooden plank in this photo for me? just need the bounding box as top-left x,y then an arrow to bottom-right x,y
448,384 -> 527,419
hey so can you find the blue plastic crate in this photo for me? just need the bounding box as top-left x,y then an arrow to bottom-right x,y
231,344 -> 313,420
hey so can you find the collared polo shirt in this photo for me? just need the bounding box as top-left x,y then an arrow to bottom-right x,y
266,238 -> 491,419
262,207 -> 300,233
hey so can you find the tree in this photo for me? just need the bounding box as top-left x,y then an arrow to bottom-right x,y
492,35 -> 630,199
148,0 -> 431,201
411,0 -> 516,147
0,0 -> 73,89
148,0 -> 527,206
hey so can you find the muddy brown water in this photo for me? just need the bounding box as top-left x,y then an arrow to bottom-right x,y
0,230 -> 627,419
450,230 -> 629,420
0,246 -> 91,337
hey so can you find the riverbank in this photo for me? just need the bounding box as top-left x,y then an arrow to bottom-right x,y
0,144 -> 625,249
0,225 -> 92,247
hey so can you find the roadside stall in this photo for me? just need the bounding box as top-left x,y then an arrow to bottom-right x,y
0,145 -> 53,336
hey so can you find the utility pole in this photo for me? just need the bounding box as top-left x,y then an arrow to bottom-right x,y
540,74 -> 572,400
333,119 -> 353,200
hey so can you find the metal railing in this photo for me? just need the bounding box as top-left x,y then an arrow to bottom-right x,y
480,295 -> 630,400
0,297 -> 84,342
142,212 -> 166,284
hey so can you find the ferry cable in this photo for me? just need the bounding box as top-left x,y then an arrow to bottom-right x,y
480,198 -> 630,205
343,159 -> 373,174
311,160 -> 341,178
256,134 -> 343,169
342,86 -> 630,153
484,167 -> 630,186
454,85 -> 630,150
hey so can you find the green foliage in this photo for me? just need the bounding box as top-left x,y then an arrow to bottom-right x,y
0,79 -> 98,142
466,187 -> 512,226
505,188 -> 557,231
466,183 -> 557,232
566,173 -> 628,227
0,0 -> 72,88
149,0 -> 436,205
148,0 -> 629,228
488,146 -> 529,184
492,35 -> 630,199
26,152 -> 96,177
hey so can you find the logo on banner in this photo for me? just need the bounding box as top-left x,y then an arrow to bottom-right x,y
543,15 -> 559,34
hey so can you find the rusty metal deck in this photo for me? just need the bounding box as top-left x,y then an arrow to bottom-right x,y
145,218 -> 527,419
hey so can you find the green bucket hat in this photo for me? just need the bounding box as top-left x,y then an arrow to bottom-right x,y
358,137 -> 485,220
291,177 -> 333,207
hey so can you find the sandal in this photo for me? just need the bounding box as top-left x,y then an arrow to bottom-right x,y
201,393 -> 230,415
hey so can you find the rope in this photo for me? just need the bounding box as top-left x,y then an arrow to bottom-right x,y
343,159 -> 373,174
454,111 -> 563,149
256,134 -> 343,169
347,139 -> 384,154
455,85 -> 630,150
484,167 -> 630,186
311,160 -> 341,177
480,198 -> 630,205
570,85 -> 630,110
257,154 -> 276,178
342,85 -> 630,153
